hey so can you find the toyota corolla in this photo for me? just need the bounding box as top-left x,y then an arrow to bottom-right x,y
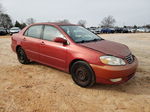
11,23 -> 138,87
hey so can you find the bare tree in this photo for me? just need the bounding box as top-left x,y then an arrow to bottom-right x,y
26,18 -> 36,25
0,13 -> 12,28
77,20 -> 86,27
0,3 -> 12,28
57,19 -> 70,24
101,15 -> 116,27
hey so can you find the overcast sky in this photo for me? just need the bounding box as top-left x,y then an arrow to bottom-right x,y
1,0 -> 150,27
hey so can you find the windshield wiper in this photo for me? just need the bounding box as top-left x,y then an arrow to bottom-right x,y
76,38 -> 104,43
76,40 -> 87,43
91,38 -> 101,41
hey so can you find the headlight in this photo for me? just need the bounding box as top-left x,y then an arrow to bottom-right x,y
100,56 -> 126,65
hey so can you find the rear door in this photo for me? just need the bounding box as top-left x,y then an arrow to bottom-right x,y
38,25 -> 67,71
22,25 -> 43,61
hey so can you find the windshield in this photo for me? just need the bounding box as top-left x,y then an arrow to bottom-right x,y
60,25 -> 103,43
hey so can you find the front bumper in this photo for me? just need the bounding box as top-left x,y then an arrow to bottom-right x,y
90,58 -> 138,84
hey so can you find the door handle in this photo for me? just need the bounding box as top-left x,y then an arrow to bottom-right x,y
41,41 -> 45,45
23,38 -> 26,41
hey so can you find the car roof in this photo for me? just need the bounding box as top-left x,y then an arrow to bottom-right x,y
32,22 -> 77,26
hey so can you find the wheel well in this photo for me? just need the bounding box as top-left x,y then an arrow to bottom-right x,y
69,59 -> 87,73
16,45 -> 21,52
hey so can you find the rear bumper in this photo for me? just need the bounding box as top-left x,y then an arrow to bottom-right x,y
90,58 -> 138,84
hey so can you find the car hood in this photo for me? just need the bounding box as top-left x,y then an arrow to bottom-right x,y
79,40 -> 131,58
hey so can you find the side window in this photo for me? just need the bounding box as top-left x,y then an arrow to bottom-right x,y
24,25 -> 43,38
43,25 -> 64,41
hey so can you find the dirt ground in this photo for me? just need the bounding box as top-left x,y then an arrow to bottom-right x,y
0,33 -> 150,112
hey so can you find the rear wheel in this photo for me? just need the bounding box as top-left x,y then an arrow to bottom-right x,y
71,61 -> 95,87
17,47 -> 30,64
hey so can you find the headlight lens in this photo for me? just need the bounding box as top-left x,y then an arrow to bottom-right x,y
100,56 -> 126,65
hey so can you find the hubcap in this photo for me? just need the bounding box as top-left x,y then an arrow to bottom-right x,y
75,67 -> 88,82
18,49 -> 25,62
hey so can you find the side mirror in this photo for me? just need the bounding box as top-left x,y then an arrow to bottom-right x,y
53,37 -> 68,45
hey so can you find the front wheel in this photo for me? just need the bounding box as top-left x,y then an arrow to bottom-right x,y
71,61 -> 95,87
17,47 -> 30,64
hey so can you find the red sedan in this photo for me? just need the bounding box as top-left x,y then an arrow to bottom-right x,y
11,23 -> 138,87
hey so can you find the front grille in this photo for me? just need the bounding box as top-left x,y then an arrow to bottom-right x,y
125,54 -> 134,64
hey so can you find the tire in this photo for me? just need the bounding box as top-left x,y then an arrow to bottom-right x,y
17,47 -> 30,64
71,61 -> 95,87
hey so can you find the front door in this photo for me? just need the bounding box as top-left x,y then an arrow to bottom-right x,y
39,25 -> 67,71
